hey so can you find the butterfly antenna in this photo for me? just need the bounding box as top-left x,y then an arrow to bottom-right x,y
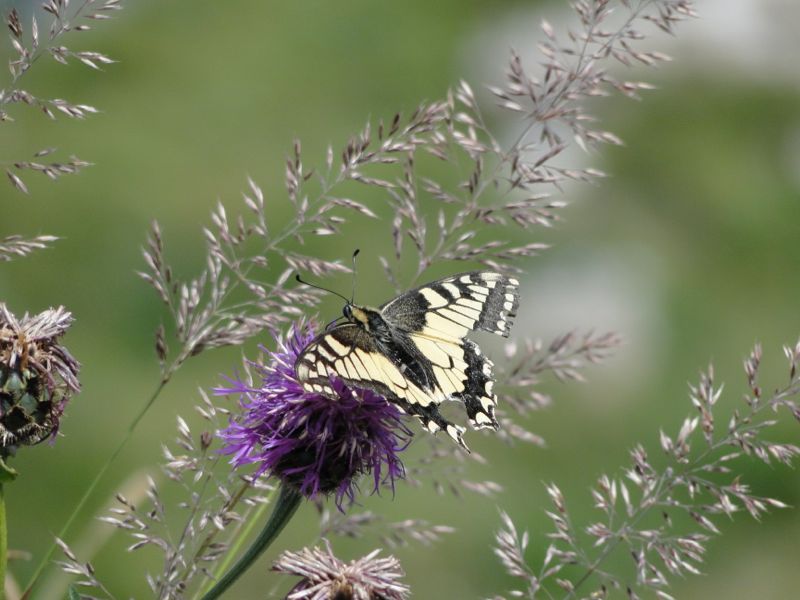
295,274 -> 350,304
350,248 -> 360,303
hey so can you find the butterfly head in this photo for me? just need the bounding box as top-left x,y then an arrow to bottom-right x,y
343,303 -> 391,339
342,303 -> 353,322
343,303 -> 369,327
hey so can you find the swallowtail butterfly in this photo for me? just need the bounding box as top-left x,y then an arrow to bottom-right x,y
295,271 -> 520,449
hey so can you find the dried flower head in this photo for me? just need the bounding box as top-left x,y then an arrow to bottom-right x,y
218,321 -> 411,506
0,304 -> 80,453
273,540 -> 410,600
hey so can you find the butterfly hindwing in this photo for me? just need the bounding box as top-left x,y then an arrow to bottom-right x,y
382,271 -> 518,429
405,333 -> 498,431
295,271 -> 520,449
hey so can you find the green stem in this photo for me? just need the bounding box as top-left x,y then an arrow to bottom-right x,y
1,483 -> 6,600
194,486 -> 275,599
200,484 -> 302,600
22,379 -> 168,597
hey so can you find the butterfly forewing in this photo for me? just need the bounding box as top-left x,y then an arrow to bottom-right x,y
381,271 -> 519,339
295,271 -> 520,448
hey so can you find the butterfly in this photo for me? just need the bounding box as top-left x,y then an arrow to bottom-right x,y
295,271 -> 519,449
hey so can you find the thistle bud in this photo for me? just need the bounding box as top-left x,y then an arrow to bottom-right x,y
0,304 -> 80,455
273,540 -> 410,600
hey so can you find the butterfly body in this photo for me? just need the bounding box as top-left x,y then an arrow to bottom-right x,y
295,271 -> 519,449
342,304 -> 391,339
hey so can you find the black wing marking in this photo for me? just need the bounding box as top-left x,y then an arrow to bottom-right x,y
380,271 -> 519,340
295,324 -> 469,448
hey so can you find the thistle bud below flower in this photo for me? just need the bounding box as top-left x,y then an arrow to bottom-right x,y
273,540 -> 410,600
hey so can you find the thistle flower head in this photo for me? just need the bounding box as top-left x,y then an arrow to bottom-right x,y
218,321 -> 411,507
0,304 -> 80,454
273,540 -> 410,600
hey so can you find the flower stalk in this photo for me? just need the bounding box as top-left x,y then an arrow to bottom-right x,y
196,484 -> 274,598
0,483 -> 6,598
200,484 -> 302,600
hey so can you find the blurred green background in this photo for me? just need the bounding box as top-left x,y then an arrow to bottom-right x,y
1,0 -> 799,597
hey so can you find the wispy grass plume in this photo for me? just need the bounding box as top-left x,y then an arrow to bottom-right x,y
492,341 -> 800,599
2,0 -> 122,193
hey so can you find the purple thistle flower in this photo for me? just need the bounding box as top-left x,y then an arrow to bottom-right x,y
218,321 -> 412,507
